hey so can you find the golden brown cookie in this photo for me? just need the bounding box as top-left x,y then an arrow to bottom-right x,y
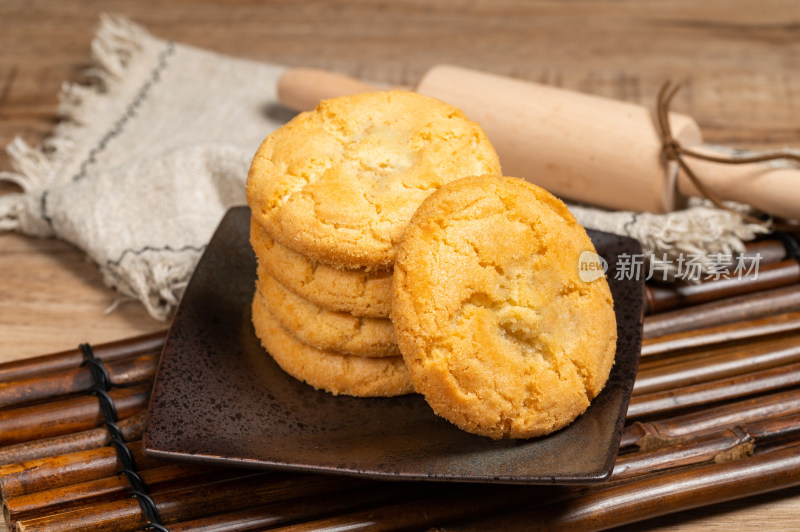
255,273 -> 398,358
252,292 -> 413,397
250,218 -> 392,318
391,175 -> 617,439
246,90 -> 502,270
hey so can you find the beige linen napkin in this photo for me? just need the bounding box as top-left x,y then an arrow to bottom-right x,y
0,15 -> 288,319
0,15 -> 768,320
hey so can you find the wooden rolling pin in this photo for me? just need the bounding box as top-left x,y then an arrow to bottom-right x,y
278,66 -> 799,220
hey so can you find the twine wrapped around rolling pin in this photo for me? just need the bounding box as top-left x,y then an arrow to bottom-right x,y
278,66 -> 800,221
655,82 -> 800,227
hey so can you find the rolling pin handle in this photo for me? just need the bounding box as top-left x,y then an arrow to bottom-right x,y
277,68 -> 408,112
277,68 -> 380,112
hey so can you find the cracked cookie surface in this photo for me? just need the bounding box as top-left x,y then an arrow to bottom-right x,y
252,292 -> 413,397
246,90 -> 501,269
256,273 -> 398,358
391,175 -> 617,439
250,218 -> 392,318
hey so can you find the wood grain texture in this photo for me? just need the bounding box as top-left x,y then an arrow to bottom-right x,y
0,233 -> 162,360
1,0 -> 799,530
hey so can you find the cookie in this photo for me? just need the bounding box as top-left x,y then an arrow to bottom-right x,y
255,273 -> 398,358
391,175 -> 617,439
246,90 -> 502,270
251,292 -> 413,397
250,218 -> 392,318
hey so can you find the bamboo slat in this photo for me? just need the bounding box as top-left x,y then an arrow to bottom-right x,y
3,288 -> 800,530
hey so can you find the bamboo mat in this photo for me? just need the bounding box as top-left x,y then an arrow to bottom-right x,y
2,241 -> 800,530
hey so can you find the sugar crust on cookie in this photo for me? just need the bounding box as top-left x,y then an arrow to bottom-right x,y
246,90 -> 501,269
252,292 -> 413,397
391,175 -> 617,439
250,218 -> 392,318
255,273 -> 398,358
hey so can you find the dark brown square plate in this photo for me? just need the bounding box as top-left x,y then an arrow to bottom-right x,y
143,206 -> 644,484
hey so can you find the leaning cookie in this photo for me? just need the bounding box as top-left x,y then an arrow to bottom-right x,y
255,273 -> 398,358
250,219 -> 392,318
246,90 -> 502,270
252,293 -> 413,397
391,175 -> 617,439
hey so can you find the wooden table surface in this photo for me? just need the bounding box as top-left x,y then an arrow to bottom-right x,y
1,0 -> 799,529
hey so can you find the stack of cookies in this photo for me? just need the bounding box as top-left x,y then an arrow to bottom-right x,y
246,90 -> 502,397
246,90 -> 619,439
